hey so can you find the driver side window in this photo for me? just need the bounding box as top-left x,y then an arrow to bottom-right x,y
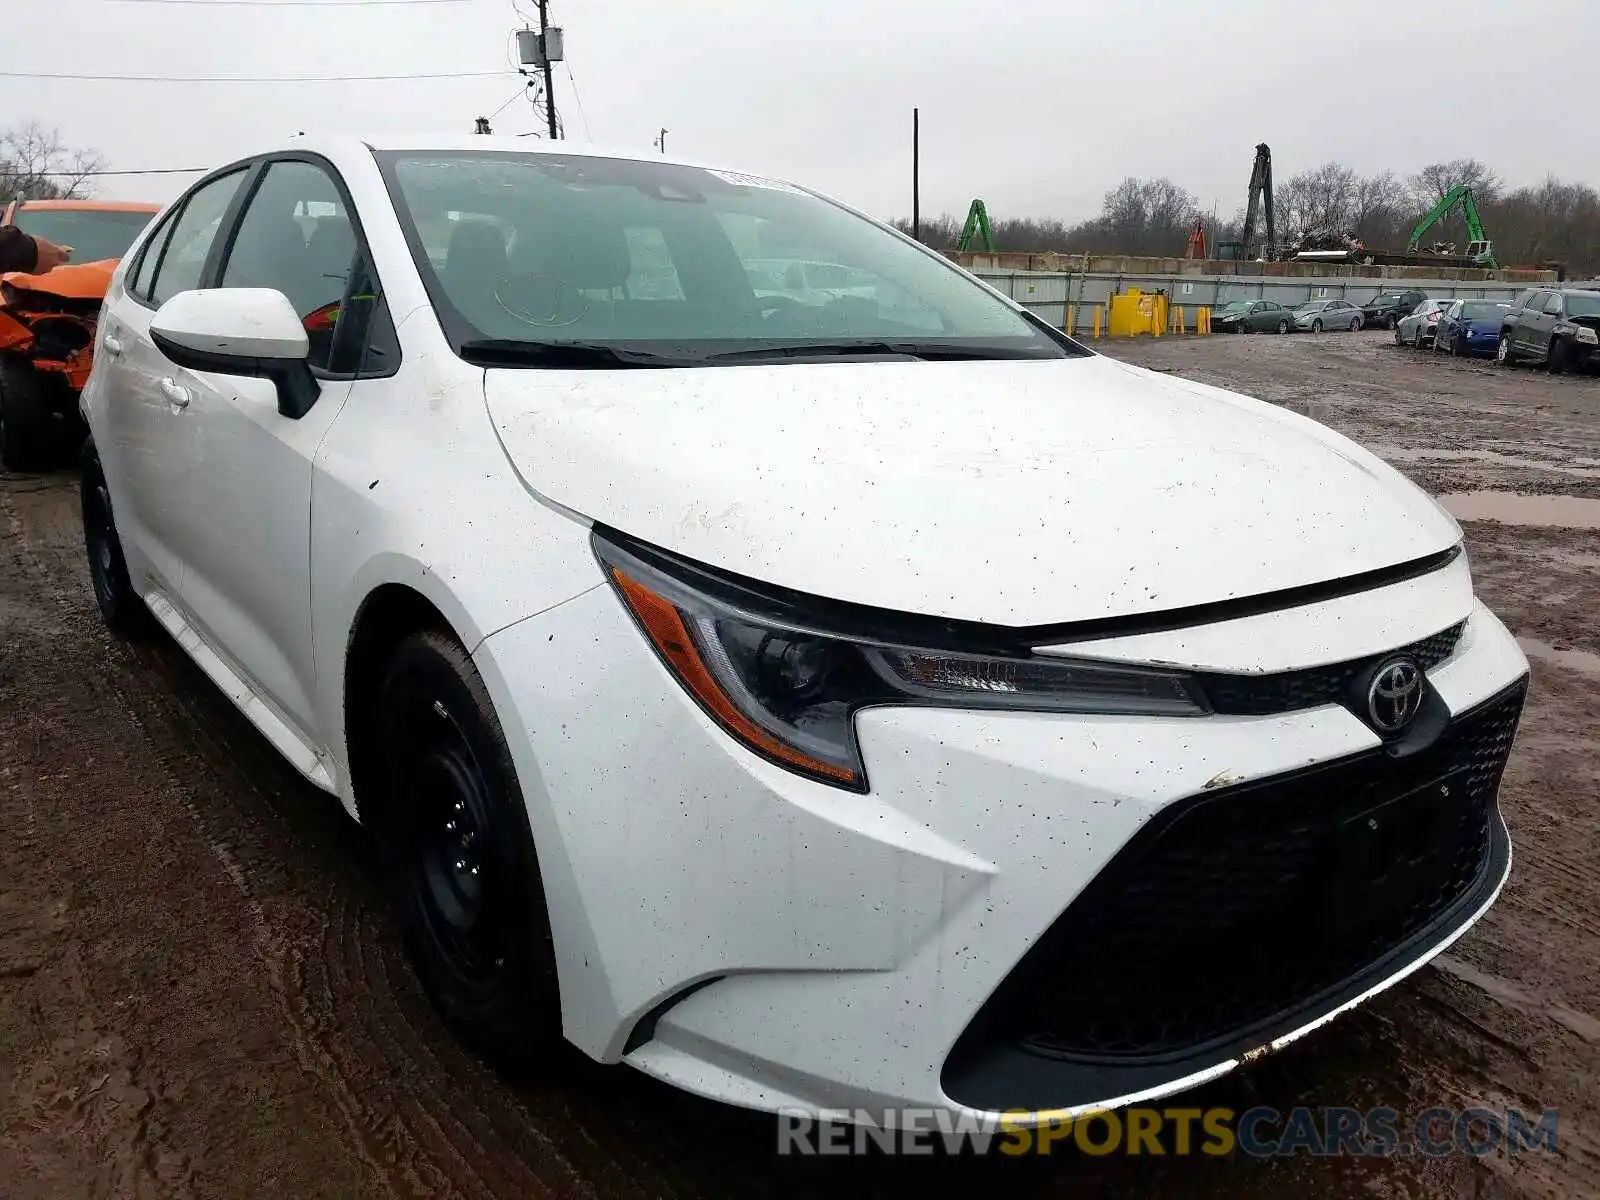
1543,293 -> 1564,316
218,159 -> 395,375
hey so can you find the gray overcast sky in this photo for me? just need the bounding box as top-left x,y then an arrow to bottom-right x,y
4,0 -> 1598,218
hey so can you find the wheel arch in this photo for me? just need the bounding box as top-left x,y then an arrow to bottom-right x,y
342,581 -> 463,824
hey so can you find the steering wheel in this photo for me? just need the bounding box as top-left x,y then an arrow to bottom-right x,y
754,294 -> 808,319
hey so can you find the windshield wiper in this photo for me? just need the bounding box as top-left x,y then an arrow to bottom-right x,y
703,341 -> 1044,364
458,338 -> 686,369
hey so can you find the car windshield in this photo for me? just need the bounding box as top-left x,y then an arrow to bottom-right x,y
1371,294 -> 1402,305
1293,301 -> 1327,312
1460,302 -> 1505,319
1564,293 -> 1600,318
8,207 -> 155,264
376,150 -> 1079,364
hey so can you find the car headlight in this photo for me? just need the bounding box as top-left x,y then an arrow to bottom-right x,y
594,533 -> 1207,791
1577,328 -> 1599,344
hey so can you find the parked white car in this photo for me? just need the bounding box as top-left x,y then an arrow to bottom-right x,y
80,134 -> 1530,1127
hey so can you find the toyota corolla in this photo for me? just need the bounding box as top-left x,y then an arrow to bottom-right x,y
79,134 -> 1529,1126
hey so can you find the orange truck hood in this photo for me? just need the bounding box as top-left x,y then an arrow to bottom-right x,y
2,258 -> 120,302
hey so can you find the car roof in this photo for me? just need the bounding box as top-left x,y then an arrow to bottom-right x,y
346,131 -> 738,176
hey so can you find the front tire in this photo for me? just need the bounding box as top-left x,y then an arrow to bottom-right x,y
1548,338 -> 1569,375
80,443 -> 149,637
1394,324 -> 1405,347
373,630 -> 560,1071
1311,318 -> 1323,334
1350,316 -> 1363,331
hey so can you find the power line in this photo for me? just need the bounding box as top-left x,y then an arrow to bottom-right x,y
28,167 -> 208,176
0,68 -> 511,82
484,80 -> 535,121
101,0 -> 467,6
564,62 -> 592,141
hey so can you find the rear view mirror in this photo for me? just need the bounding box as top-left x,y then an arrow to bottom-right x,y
150,288 -> 320,419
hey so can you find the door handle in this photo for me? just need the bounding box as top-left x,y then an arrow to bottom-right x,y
102,333 -> 124,356
160,377 -> 191,409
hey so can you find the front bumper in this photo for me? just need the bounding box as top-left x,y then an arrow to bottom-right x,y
473,574 -> 1529,1125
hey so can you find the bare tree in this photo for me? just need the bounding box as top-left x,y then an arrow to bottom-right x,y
1351,170 -> 1409,245
0,122 -> 107,202
1282,162 -> 1359,234
1409,159 -> 1501,207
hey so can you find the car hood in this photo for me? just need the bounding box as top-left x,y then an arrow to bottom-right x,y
484,355 -> 1460,627
1,258 -> 119,302
1567,314 -> 1600,332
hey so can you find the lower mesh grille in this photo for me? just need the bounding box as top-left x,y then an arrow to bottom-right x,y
961,680 -> 1524,1067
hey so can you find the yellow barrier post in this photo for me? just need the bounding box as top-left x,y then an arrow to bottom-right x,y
1066,306 -> 1075,337
1093,306 -> 1103,338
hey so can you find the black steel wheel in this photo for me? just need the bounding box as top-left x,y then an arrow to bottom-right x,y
80,441 -> 148,636
374,630 -> 559,1070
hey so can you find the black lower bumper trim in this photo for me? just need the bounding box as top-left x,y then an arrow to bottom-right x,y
941,677 -> 1526,1113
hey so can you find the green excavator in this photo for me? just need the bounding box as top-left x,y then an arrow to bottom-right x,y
1406,185 -> 1497,268
956,198 -> 994,253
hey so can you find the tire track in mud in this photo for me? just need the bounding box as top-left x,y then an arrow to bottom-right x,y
1,475 -> 628,1199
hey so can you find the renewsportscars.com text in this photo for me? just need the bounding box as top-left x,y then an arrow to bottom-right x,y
776,1105 -> 1560,1158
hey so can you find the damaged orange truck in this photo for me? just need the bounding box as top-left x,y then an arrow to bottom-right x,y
0,199 -> 160,470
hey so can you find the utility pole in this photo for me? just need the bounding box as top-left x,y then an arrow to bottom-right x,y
912,107 -> 920,243
655,128 -> 668,154
538,0 -> 558,138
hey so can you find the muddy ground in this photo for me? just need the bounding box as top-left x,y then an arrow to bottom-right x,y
1,329 -> 1596,1198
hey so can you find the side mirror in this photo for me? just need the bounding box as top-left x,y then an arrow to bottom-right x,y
150,288 -> 320,419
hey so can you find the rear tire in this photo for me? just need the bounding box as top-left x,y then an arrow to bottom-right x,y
1496,333 -> 1514,366
1276,318 -> 1289,334
80,441 -> 150,637
372,630 -> 561,1072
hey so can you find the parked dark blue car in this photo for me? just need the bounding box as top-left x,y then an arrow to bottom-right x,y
1435,300 -> 1509,356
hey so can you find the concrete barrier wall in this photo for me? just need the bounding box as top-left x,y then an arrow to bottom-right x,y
951,250 -> 1557,283
975,269 -> 1530,332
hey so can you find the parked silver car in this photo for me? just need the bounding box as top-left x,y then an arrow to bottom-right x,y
1395,298 -> 1452,349
1291,299 -> 1364,332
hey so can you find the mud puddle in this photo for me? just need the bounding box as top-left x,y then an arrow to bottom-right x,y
1437,491 -> 1600,529
1369,448 -> 1600,480
1517,637 -> 1600,679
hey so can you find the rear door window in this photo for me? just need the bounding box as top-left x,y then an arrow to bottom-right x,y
148,170 -> 248,307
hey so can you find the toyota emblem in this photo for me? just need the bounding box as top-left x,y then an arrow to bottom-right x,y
1367,658 -> 1425,734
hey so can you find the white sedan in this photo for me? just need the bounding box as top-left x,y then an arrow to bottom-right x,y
79,133 -> 1530,1127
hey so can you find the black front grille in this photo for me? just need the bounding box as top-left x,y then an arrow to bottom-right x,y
949,680 -> 1524,1085
1199,621 -> 1464,716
